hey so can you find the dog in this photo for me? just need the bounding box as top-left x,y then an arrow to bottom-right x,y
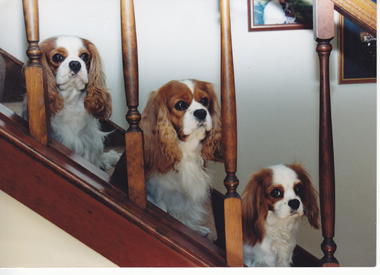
242,163 -> 320,267
22,36 -> 120,170
140,79 -> 223,238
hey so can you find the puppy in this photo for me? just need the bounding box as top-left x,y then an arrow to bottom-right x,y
22,36 -> 120,170
141,79 -> 223,238
242,163 -> 320,267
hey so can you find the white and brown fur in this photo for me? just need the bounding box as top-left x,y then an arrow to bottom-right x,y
141,79 -> 223,237
242,163 -> 320,267
22,36 -> 120,169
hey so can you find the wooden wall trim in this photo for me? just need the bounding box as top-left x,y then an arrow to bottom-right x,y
0,106 -> 226,267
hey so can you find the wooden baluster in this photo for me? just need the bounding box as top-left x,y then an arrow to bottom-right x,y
314,0 -> 339,267
220,0 -> 243,267
120,0 -> 146,209
22,0 -> 51,145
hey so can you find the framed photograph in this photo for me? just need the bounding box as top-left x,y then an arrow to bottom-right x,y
248,0 -> 313,31
338,13 -> 377,84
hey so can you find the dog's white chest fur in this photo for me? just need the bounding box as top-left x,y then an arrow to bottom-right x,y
146,129 -> 212,237
244,213 -> 300,267
51,89 -> 105,167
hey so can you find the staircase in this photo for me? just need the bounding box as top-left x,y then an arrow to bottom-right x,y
0,0 -> 376,267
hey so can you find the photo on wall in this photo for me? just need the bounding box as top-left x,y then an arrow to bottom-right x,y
248,0 -> 313,31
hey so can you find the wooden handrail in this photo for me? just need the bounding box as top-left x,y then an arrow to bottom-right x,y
22,0 -> 51,145
314,0 -> 339,267
120,0 -> 146,209
220,0 -> 244,267
332,0 -> 377,37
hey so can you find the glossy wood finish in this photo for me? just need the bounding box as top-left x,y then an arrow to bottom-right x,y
332,0 -> 377,37
316,40 -> 339,267
22,0 -> 50,145
314,0 -> 339,267
120,0 -> 146,209
0,105 -> 227,267
220,0 -> 243,267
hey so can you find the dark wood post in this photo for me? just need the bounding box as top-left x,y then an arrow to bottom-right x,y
120,0 -> 146,209
314,0 -> 339,267
220,0 -> 243,267
22,0 -> 51,145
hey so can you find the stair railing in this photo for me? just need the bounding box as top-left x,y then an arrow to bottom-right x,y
332,0 -> 376,37
21,0 -> 377,268
120,0 -> 147,210
312,0 -> 378,266
314,0 -> 339,267
120,0 -> 244,266
314,0 -> 375,266
22,0 -> 51,145
220,0 -> 244,267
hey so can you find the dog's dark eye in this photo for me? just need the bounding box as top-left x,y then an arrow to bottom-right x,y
270,189 -> 283,199
174,101 -> 188,111
294,185 -> 303,195
52,54 -> 64,63
80,53 -> 89,62
200,97 -> 209,107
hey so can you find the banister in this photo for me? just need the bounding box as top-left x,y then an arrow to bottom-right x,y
220,0 -> 244,267
314,0 -> 339,267
22,0 -> 51,145
0,105 -> 227,267
120,0 -> 147,209
332,0 -> 377,37
18,0 -> 374,267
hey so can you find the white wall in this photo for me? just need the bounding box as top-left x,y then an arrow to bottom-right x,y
0,0 -> 376,267
0,190 -> 117,267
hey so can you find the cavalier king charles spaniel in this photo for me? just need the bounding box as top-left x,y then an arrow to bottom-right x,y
242,163 -> 320,267
141,79 -> 223,238
22,36 -> 120,170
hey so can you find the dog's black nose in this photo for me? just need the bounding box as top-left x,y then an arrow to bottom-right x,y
69,61 -> 81,73
194,109 -> 207,121
288,199 -> 300,211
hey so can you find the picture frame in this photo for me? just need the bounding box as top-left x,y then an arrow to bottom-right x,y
338,13 -> 377,84
248,0 -> 313,32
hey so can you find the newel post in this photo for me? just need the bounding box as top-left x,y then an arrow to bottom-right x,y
314,0 -> 339,267
120,0 -> 146,209
22,0 -> 51,145
220,0 -> 244,267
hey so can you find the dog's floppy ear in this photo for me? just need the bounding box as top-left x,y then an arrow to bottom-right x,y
38,38 -> 64,116
140,90 -> 182,177
242,168 -> 272,246
82,39 -> 112,120
201,82 -> 224,162
287,163 -> 320,229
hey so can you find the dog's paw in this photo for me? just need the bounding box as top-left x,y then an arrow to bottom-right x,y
196,226 -> 212,238
100,150 -> 122,170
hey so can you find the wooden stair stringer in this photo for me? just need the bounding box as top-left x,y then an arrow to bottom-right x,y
0,104 -> 226,267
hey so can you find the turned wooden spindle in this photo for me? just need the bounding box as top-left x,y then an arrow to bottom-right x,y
22,0 -> 51,145
317,39 -> 339,267
220,0 -> 243,267
120,0 -> 146,209
314,0 -> 339,267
